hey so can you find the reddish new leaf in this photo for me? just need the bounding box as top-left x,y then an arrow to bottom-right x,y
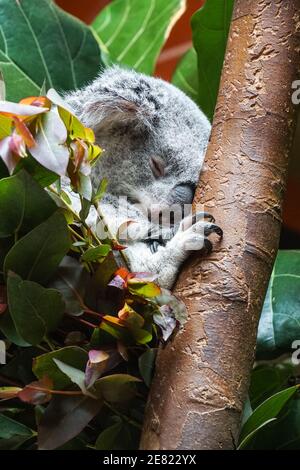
18,377 -> 53,405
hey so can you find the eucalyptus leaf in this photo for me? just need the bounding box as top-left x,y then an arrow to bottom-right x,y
48,256 -> 89,317
14,154 -> 58,187
0,0 -> 102,101
92,0 -> 185,74
33,346 -> 88,389
257,250 -> 300,358
249,364 -> 294,409
0,413 -> 34,439
239,386 -> 298,444
172,48 -> 199,103
81,245 -> 111,262
30,108 -> 69,176
0,309 -> 30,347
53,359 -> 88,395
94,374 -> 141,403
7,272 -> 65,345
138,348 -> 157,387
191,0 -> 234,121
4,211 -> 71,284
95,417 -> 135,450
0,170 -> 57,238
38,395 -> 103,450
238,396 -> 300,450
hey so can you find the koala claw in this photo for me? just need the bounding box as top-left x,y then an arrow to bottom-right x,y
149,240 -> 160,254
204,223 -> 223,239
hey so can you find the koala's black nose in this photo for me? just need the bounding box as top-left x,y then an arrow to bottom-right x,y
172,183 -> 195,205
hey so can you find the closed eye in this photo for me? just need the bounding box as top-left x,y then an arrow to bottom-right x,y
150,155 -> 165,178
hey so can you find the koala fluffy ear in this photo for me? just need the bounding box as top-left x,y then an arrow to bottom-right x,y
65,66 -> 159,133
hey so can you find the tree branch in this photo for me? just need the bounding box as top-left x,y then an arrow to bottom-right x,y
141,0 -> 300,450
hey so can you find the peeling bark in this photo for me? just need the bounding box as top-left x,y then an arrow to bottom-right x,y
140,0 -> 300,450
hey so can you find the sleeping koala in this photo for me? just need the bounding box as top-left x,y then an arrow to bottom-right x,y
65,66 -> 222,289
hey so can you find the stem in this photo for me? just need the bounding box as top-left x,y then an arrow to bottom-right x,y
94,201 -> 130,267
28,385 -> 83,396
70,316 -> 97,329
69,225 -> 86,243
84,309 -> 104,319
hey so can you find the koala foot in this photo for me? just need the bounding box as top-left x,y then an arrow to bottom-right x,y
174,211 -> 223,253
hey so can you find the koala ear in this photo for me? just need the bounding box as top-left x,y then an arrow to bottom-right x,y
65,66 -> 159,133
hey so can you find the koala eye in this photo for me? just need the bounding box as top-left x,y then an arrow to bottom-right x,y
150,155 -> 165,178
172,183 -> 195,205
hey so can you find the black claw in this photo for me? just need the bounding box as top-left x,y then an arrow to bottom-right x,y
204,223 -> 223,239
191,211 -> 215,224
150,240 -> 160,254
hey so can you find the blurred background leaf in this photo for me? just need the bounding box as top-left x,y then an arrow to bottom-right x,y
0,0 -> 103,100
92,0 -> 186,75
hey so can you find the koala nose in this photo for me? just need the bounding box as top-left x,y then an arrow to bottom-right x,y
172,183 -> 195,205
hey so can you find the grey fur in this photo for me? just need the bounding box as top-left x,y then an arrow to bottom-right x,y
65,66 -> 214,288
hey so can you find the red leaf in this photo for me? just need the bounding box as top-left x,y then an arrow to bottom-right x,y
13,117 -> 35,148
0,136 -> 21,173
19,96 -> 51,109
18,377 -> 53,405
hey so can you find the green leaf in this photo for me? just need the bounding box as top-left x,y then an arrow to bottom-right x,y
92,0 -> 185,74
138,348 -> 157,387
0,413 -> 34,439
0,114 -> 11,139
30,108 -> 69,176
238,418 -> 277,450
128,279 -> 161,298
0,309 -> 31,346
94,374 -> 141,403
33,346 -> 88,389
238,396 -> 300,450
239,386 -> 298,444
95,417 -> 135,450
93,178 -> 108,203
191,0 -> 234,121
0,413 -> 34,449
257,250 -> 300,358
48,256 -> 88,317
7,272 -> 65,345
0,170 -> 57,238
14,154 -> 58,187
38,395 -> 103,450
53,359 -> 88,395
0,0 -> 103,101
81,245 -> 111,262
4,211 -> 71,284
172,48 -> 198,103
249,364 -> 294,409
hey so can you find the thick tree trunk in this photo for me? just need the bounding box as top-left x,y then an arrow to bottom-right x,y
141,0 -> 300,450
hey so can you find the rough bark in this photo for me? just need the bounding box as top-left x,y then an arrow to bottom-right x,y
140,0 -> 300,450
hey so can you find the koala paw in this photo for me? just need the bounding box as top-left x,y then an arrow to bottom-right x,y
175,211 -> 223,253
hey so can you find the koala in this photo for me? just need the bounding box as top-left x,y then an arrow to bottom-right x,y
65,66 -> 222,289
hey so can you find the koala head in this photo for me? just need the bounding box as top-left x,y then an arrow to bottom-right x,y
66,66 -> 211,220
